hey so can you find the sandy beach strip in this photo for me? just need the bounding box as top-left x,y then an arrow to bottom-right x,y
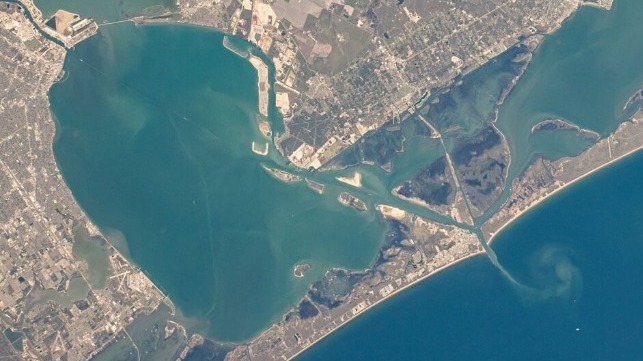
487,144 -> 643,245
285,250 -> 484,361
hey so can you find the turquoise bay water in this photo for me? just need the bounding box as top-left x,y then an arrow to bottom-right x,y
45,0 -> 643,352
50,23 -> 386,342
299,150 -> 643,361
298,0 -> 643,358
34,0 -> 175,22
495,0 -> 643,184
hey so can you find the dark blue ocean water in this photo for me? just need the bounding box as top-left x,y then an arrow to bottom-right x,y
298,150 -> 643,361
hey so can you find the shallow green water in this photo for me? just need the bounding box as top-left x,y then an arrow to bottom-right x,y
34,0 -> 175,22
50,23 -> 386,342
495,0 -> 643,182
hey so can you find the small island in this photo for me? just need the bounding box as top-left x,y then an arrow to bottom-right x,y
531,118 -> 600,141
261,164 -> 302,183
293,263 -> 311,278
337,192 -> 367,212
257,115 -> 272,138
305,179 -> 325,194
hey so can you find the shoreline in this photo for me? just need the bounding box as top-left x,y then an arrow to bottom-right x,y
24,0 -> 627,358
390,187 -> 452,219
487,144 -> 643,245
222,35 -> 248,58
285,250 -> 484,361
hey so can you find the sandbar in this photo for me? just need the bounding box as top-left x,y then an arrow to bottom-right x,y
335,171 -> 362,188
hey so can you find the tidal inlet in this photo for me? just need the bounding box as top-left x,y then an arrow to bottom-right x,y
50,23 -> 386,342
